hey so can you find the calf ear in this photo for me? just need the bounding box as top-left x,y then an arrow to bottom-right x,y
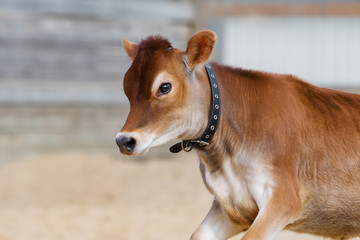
185,31 -> 217,69
122,38 -> 138,61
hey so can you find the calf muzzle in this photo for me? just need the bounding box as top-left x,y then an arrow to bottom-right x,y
116,136 -> 136,153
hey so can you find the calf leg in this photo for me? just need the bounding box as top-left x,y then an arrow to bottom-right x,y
241,186 -> 302,240
191,199 -> 243,240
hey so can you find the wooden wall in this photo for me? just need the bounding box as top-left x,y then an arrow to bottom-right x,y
0,0 -> 193,82
0,0 -> 194,162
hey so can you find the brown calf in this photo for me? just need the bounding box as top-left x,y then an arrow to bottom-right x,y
116,31 -> 360,240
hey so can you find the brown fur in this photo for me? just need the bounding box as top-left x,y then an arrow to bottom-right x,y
119,31 -> 360,240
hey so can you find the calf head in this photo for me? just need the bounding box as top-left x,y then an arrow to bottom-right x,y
116,31 -> 217,155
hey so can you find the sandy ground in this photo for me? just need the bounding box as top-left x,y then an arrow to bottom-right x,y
0,151 -> 358,240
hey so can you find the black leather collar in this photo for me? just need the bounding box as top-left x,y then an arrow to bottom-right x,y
170,63 -> 221,153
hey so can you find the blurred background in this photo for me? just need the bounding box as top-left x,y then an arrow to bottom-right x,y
0,0 -> 359,239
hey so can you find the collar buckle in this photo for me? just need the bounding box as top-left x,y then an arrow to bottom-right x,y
182,140 -> 210,152
191,140 -> 210,147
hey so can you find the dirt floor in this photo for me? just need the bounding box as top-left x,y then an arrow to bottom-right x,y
2,151 -> 358,240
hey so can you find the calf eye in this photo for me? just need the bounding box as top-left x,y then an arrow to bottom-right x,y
158,82 -> 172,95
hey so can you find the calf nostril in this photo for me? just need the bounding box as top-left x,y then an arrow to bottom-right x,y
126,138 -> 136,152
116,136 -> 136,153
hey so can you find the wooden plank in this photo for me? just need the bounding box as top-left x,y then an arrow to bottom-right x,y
0,0 -> 193,21
203,3 -> 360,17
0,80 -> 127,104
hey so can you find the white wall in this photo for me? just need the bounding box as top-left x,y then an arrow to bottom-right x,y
220,17 -> 360,87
